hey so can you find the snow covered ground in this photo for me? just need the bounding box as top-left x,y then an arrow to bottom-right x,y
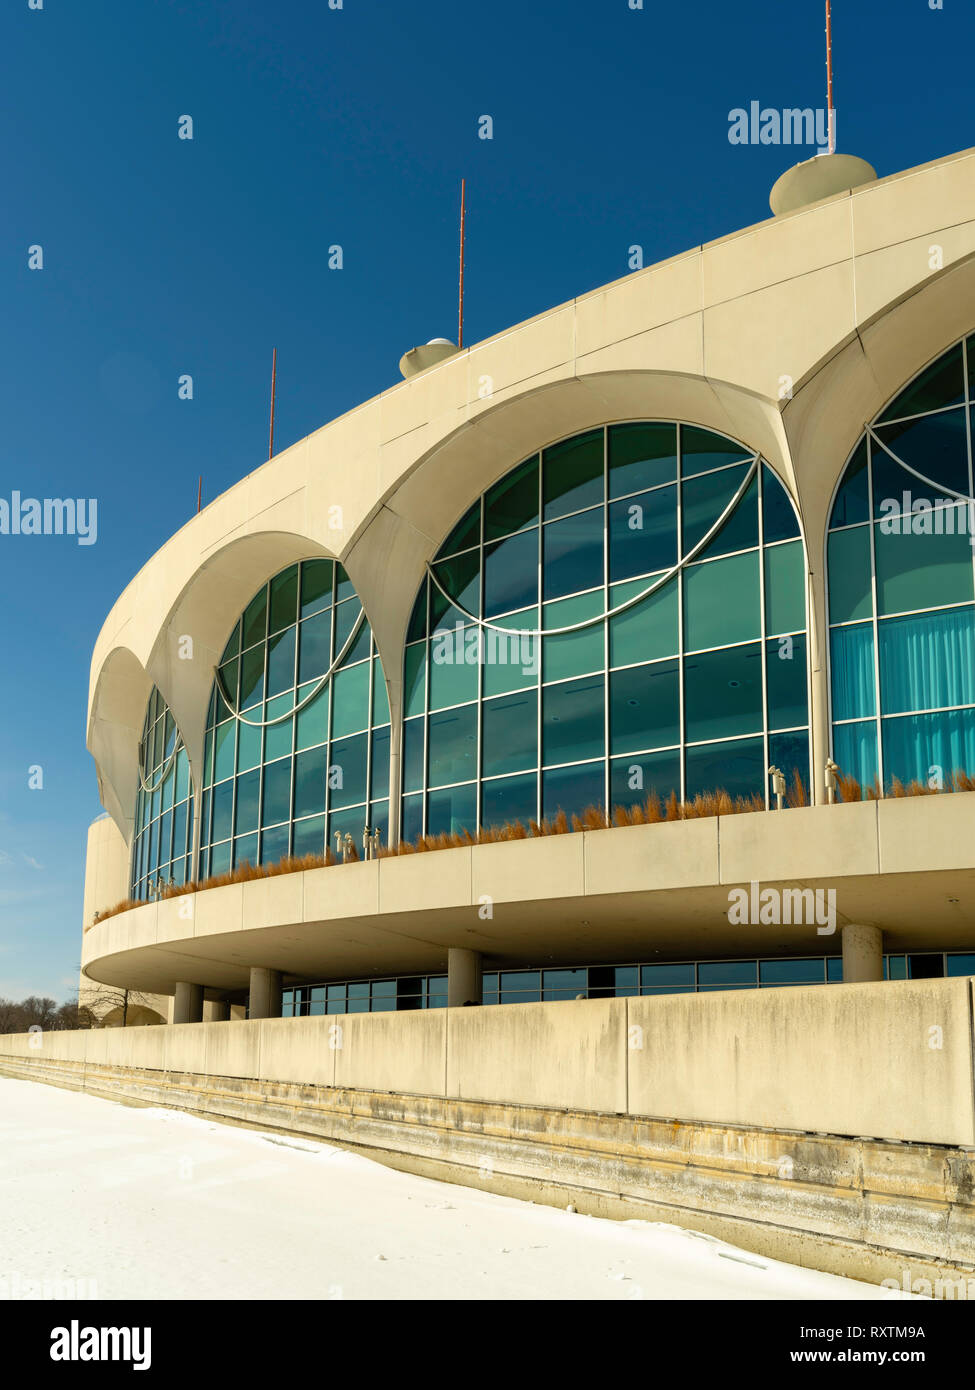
0,1076 -> 912,1301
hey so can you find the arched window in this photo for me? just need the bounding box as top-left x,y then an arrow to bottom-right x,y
402,422 -> 808,839
130,687 -> 193,899
200,560 -> 390,877
827,333 -> 975,792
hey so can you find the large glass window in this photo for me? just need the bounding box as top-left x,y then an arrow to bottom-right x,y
200,560 -> 390,875
130,687 -> 194,900
403,423 -> 808,836
827,333 -> 975,791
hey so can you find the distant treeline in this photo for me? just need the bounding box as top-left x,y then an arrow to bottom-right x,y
0,996 -> 92,1034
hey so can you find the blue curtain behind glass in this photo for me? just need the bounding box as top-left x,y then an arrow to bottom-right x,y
832,720 -> 879,791
879,606 -> 975,714
882,709 -> 975,787
830,624 -> 876,720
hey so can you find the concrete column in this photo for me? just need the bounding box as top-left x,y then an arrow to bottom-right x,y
204,999 -> 230,1022
447,948 -> 483,1008
249,967 -> 283,1019
173,981 -> 204,1024
842,924 -> 884,983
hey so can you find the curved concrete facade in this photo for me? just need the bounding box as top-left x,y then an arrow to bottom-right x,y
81,145 -> 975,1006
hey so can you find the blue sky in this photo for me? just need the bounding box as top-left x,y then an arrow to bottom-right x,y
0,0 -> 970,1000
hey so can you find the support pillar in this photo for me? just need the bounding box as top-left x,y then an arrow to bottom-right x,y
447,948 -> 482,1008
842,924 -> 884,983
204,1000 -> 230,1022
249,967 -> 282,1019
173,981 -> 204,1024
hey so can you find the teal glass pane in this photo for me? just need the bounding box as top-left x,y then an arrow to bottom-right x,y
261,823 -> 291,865
685,736 -> 764,800
608,422 -> 677,497
175,747 -> 190,802
431,549 -> 480,629
543,507 -> 603,601
242,587 -> 267,649
220,621 -> 241,664
872,407 -> 969,497
701,474 -> 759,560
830,623 -> 876,720
371,727 -> 390,800
234,769 -> 260,834
329,732 -> 368,808
542,761 -> 604,820
882,708 -> 975,787
484,455 -> 539,540
406,584 -> 427,643
211,780 -> 234,842
481,772 -> 537,829
681,426 -> 751,477
293,814 -> 325,861
542,430 -> 604,520
874,518 -> 974,614
209,838 -> 232,876
684,644 -> 762,742
760,958 -> 823,986
542,675 -> 604,765
269,567 -> 299,635
236,718 -> 262,772
266,625 -> 296,697
372,657 -> 389,725
543,591 -> 603,682
402,791 -> 423,843
203,728 -> 214,787
429,626 -> 479,709
264,693 -> 294,762
233,832 -> 256,869
370,800 -> 389,843
404,643 -> 427,718
213,720 -> 236,783
608,485 -> 677,581
682,463 -> 750,554
830,439 -> 869,528
482,610 -> 539,696
482,690 -> 537,776
684,552 -> 760,650
216,660 -> 238,720
336,601 -> 371,665
300,559 -> 333,618
239,645 -> 265,710
699,960 -> 757,987
762,465 -> 800,543
331,662 -> 370,738
764,540 -> 805,635
769,731 -> 809,798
402,718 -> 424,793
294,746 -> 327,819
832,720 -> 878,794
157,810 -> 172,866
610,660 -> 679,753
427,783 -> 476,837
878,344 -> 965,421
335,565 -> 355,602
298,610 -> 332,684
610,577 -> 678,666
295,683 -> 328,751
484,529 -> 538,617
641,962 -> 694,991
437,500 -> 481,558
427,704 -> 477,787
610,749 -> 680,810
879,607 -> 975,715
766,634 -> 808,729
161,763 -> 175,813
261,757 -> 293,826
827,526 -> 872,623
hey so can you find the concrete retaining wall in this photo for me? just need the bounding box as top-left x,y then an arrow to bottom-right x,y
3,977 -> 974,1145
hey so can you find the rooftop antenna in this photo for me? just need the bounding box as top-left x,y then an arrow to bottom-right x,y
268,347 -> 277,460
458,178 -> 466,349
825,0 -> 836,154
196,476 -> 202,513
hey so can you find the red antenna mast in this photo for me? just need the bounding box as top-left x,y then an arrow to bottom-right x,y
458,179 -> 466,349
268,347 -> 277,460
196,476 -> 202,514
825,0 -> 836,154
